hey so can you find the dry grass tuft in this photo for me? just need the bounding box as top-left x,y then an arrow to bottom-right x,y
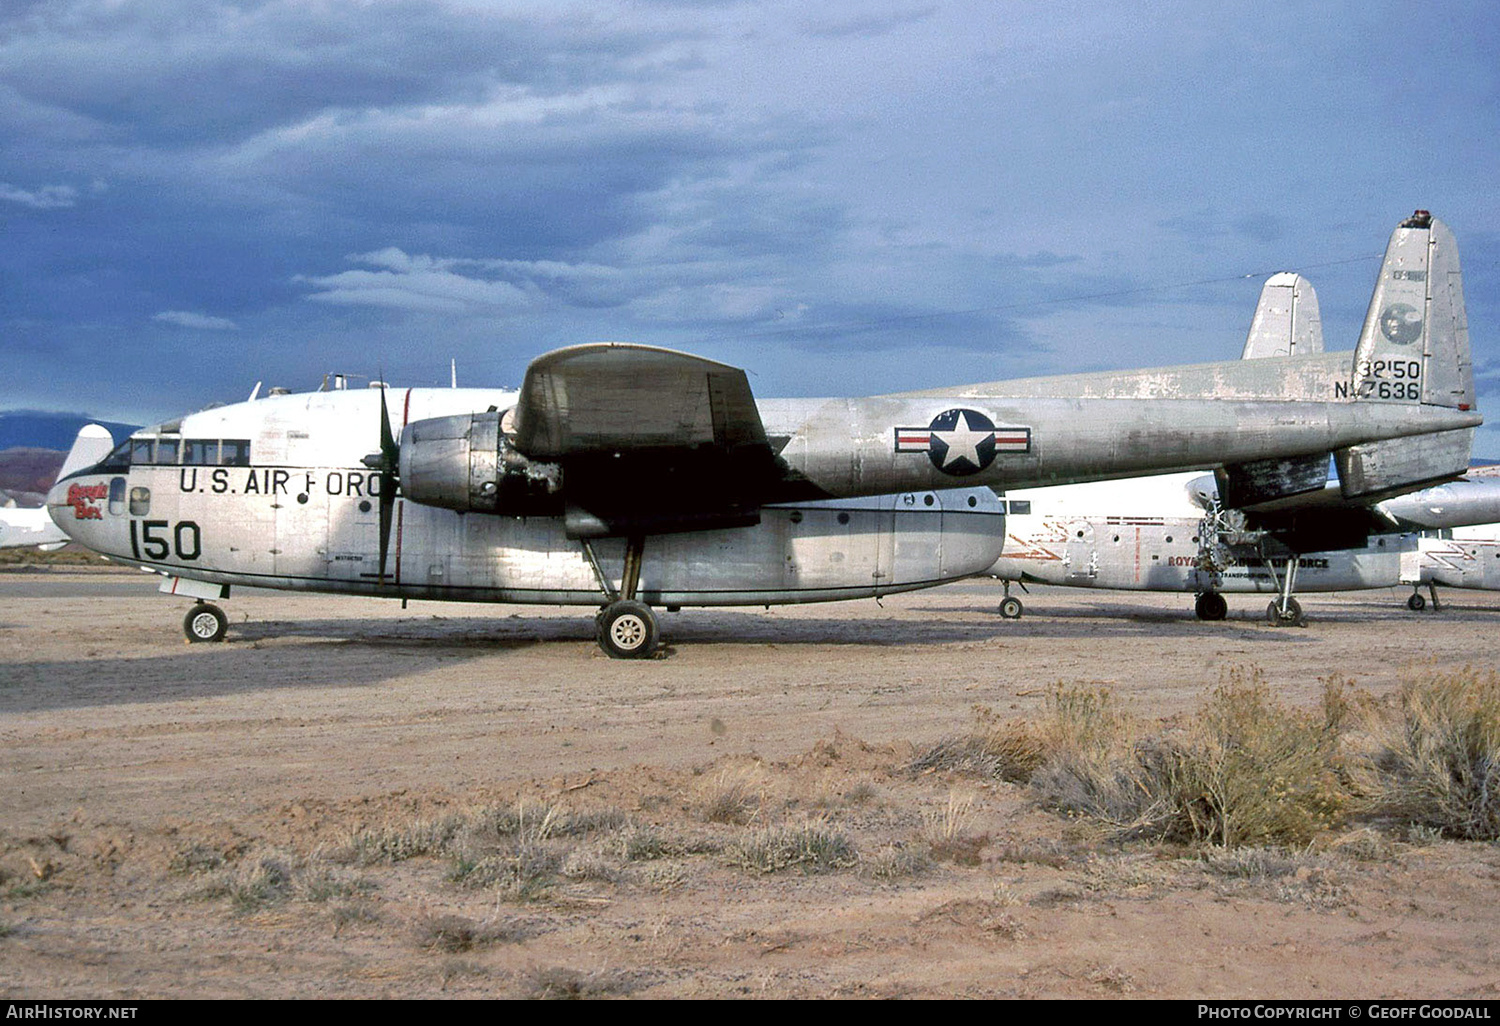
523,966 -> 638,1000
1353,668 -> 1500,840
698,765 -> 766,825
721,820 -> 858,874
908,705 -> 1047,782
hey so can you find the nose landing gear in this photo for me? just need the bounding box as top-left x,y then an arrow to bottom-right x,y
183,602 -> 228,643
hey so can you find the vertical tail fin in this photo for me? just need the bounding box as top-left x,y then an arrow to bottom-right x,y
1350,211 -> 1474,410
1337,211 -> 1477,499
57,424 -> 115,480
1241,272 -> 1323,359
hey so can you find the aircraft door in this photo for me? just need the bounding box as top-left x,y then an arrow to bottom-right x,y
324,469 -> 382,583
888,491 -> 942,587
1064,520 -> 1098,580
273,471 -> 330,580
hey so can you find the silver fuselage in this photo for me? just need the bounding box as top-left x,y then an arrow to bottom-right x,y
46,388 -> 1007,606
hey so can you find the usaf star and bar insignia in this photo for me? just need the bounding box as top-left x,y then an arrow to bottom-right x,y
894,408 -> 1031,476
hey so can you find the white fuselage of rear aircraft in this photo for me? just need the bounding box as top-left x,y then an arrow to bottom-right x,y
988,473 -> 1408,596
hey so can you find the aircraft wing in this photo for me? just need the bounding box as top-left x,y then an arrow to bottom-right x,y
512,343 -> 769,458
509,344 -> 792,535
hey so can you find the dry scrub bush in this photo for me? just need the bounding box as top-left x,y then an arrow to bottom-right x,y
1353,668 -> 1500,840
1033,673 -> 1350,847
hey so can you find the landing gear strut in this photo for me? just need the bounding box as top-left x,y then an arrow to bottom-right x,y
183,602 -> 227,643
583,534 -> 660,659
1406,582 -> 1441,613
1262,549 -> 1306,627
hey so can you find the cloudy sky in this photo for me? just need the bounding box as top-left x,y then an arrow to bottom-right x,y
4,0 -> 1498,449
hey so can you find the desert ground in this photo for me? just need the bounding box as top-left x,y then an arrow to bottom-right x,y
2,563 -> 1499,999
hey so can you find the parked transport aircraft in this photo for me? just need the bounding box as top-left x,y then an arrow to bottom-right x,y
0,425 -> 113,551
47,213 -> 1481,655
987,465 -> 1500,624
986,235 -> 1493,626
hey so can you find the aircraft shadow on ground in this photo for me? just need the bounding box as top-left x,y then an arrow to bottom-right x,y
0,624 -> 514,714
8,592 -> 1457,714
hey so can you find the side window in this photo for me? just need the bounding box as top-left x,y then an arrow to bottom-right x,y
155,438 -> 180,464
184,440 -> 217,465
1008,500 -> 1032,515
220,440 -> 251,466
129,487 -> 151,516
109,477 -> 127,516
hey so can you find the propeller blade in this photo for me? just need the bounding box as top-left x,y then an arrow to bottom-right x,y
376,382 -> 399,583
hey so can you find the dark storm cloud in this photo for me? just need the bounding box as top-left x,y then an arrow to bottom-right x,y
0,0 -> 670,146
0,0 -> 1494,452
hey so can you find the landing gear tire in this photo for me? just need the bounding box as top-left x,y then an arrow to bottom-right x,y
597,600 -> 659,659
998,596 -> 1024,620
1266,598 -> 1304,627
1407,592 -> 1427,612
184,602 -> 227,643
1195,591 -> 1228,621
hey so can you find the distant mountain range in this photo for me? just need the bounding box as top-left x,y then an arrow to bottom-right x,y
0,411 -> 140,452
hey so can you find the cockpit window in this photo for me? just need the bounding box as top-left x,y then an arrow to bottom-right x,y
155,438 -> 180,464
130,439 -> 152,465
97,439 -> 134,472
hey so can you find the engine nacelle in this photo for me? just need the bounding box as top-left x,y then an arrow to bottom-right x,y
399,412 -> 563,515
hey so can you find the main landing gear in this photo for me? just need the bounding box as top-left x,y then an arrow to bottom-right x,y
1194,591 -> 1228,621
582,534 -> 660,659
1261,549 -> 1307,628
996,580 -> 1025,619
183,602 -> 228,643
1406,582 -> 1442,613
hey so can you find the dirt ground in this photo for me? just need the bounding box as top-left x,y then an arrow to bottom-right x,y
2,565 -> 1499,999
